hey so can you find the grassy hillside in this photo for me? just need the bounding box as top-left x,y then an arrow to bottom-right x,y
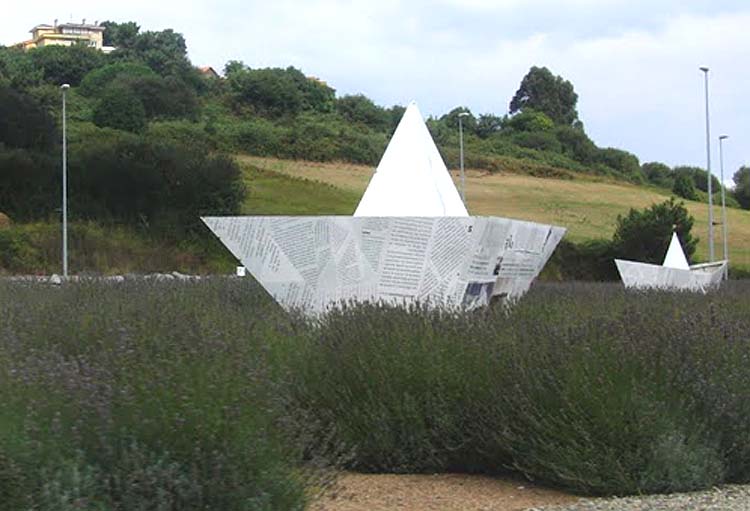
236,155 -> 750,272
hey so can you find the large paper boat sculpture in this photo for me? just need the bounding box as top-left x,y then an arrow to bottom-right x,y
615,232 -> 727,292
203,102 -> 566,313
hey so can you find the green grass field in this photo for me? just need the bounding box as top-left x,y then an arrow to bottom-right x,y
236,155 -> 750,272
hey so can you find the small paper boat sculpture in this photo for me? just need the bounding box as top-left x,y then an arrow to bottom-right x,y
615,232 -> 727,292
203,102 -> 566,314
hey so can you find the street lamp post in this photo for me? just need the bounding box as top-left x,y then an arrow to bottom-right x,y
699,67 -> 714,262
61,83 -> 70,278
458,111 -> 470,206
719,134 -> 729,278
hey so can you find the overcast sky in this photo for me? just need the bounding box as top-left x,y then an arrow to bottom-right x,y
5,0 -> 749,182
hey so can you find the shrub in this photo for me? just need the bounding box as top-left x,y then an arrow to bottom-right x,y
78,61 -> 156,97
336,94 -> 390,132
283,113 -> 340,161
287,282 -> 750,495
124,74 -> 199,121
554,125 -> 597,164
511,131 -> 562,152
227,65 -> 335,118
612,198 -> 697,264
0,227 -> 42,272
2,279 -> 750,500
545,238 -> 618,281
0,221 -> 235,275
146,120 -> 215,153
27,45 -> 107,87
673,172 -> 698,200
337,125 -> 387,165
0,85 -> 56,151
674,166 -> 720,194
505,110 -> 554,133
597,147 -> 643,181
70,137 -> 244,236
643,161 -> 673,188
92,83 -> 147,133
0,279 -> 313,509
734,166 -> 750,210
0,148 -> 58,221
216,118 -> 287,156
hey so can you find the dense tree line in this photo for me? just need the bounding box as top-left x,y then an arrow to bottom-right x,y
0,20 -> 243,237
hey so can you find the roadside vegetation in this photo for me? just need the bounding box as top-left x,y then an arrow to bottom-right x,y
2,278 -> 750,508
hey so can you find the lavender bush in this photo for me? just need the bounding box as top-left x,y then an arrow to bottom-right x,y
0,279 -> 309,510
287,282 -> 750,495
1,278 -> 749,503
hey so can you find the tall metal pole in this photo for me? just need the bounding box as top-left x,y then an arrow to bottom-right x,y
61,84 -> 69,278
458,112 -> 469,206
719,134 -> 729,278
699,67 -> 714,262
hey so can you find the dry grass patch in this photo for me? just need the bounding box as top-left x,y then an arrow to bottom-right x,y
239,155 -> 750,270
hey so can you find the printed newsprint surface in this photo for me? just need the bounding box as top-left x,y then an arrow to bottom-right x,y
615,259 -> 726,293
203,216 -> 565,313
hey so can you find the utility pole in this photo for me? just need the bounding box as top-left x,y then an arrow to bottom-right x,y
61,83 -> 70,278
719,134 -> 729,279
699,67 -> 715,261
458,111 -> 470,206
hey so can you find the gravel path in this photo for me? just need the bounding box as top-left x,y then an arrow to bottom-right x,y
533,485 -> 750,511
310,472 -> 578,511
312,473 -> 750,511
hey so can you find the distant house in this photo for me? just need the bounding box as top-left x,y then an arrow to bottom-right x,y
198,66 -> 220,79
18,19 -> 116,53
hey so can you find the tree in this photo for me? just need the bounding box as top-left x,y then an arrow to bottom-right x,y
733,166 -> 750,210
505,110 -> 554,132
0,148 -> 57,220
612,198 -> 697,265
227,65 -> 334,118
509,66 -> 579,125
673,166 -> 720,194
78,61 -> 156,97
440,107 -> 477,133
224,60 -> 245,77
131,29 -> 191,77
0,86 -> 56,151
598,148 -> 642,181
69,135 -> 244,235
336,94 -> 389,131
93,83 -> 147,133
554,125 -> 597,164
512,131 -> 562,152
105,23 -> 194,83
475,114 -> 503,138
124,75 -> 199,120
672,172 -> 697,200
101,21 -> 140,48
0,47 -> 43,89
386,105 -> 406,132
27,45 -> 107,87
642,162 -> 673,188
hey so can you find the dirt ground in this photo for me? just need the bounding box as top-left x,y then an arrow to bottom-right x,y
310,472 -> 579,511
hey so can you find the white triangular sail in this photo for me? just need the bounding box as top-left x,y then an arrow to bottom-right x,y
354,101 -> 469,217
663,232 -> 690,270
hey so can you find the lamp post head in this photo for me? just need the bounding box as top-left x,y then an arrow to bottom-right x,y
699,66 -> 709,73
719,135 -> 729,141
60,83 -> 70,90
458,112 -> 470,118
